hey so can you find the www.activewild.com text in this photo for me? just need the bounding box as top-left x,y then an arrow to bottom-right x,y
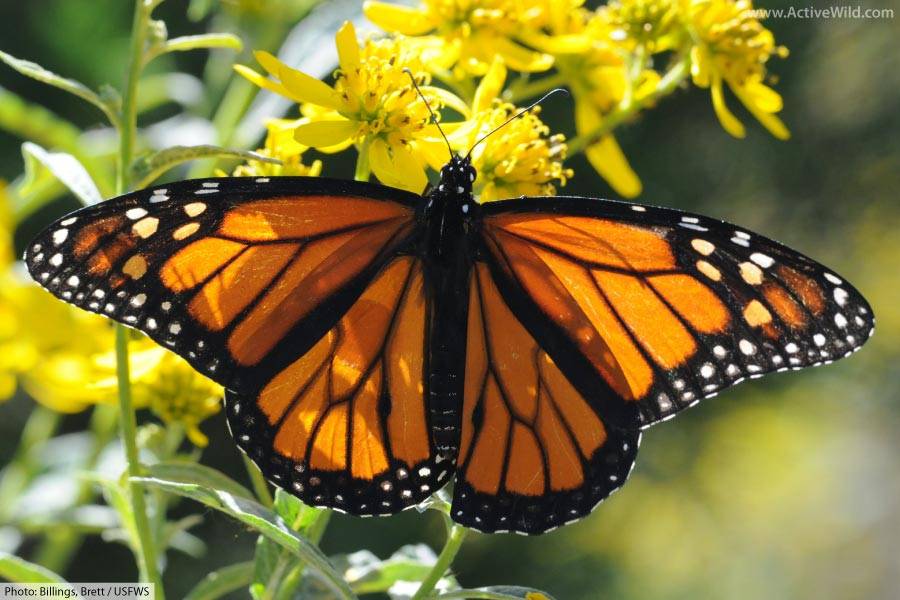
752,5 -> 894,19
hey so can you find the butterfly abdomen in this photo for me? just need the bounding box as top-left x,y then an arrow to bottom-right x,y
422,159 -> 478,454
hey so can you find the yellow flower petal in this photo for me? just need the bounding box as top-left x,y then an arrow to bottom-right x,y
293,119 -> 359,147
417,136 -> 453,171
586,135 -> 641,198
335,21 -> 360,72
690,46 -> 710,87
730,82 -> 791,140
254,51 -> 342,110
369,139 -> 427,193
363,1 -> 435,35
741,80 -> 784,113
492,36 -> 554,73
473,58 -> 507,114
517,31 -> 592,55
421,86 -> 471,118
710,74 -> 746,139
233,65 -> 297,102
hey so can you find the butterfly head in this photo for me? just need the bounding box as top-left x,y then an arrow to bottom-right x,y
438,155 -> 477,198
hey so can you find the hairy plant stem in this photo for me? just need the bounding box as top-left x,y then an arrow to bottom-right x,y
114,1 -> 164,596
567,57 -> 690,157
411,524 -> 468,600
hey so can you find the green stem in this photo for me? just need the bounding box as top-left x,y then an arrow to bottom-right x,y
411,524 -> 468,600
116,326 -> 162,593
242,454 -> 274,509
354,141 -> 371,182
114,1 -> 164,596
567,56 -> 690,157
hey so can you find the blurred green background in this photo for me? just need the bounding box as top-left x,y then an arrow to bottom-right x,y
1,1 -> 898,598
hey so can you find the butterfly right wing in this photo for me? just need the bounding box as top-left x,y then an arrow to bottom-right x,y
451,263 -> 639,534
226,256 -> 454,515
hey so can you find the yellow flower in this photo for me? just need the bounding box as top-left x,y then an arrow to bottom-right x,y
685,0 -> 789,140
602,0 -> 683,53
548,6 -> 655,198
0,185 -> 221,440
233,119 -> 323,178
364,0 -> 559,76
132,349 -> 223,447
461,60 -> 572,202
235,21 -> 466,193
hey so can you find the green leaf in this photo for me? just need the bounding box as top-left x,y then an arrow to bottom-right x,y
131,145 -> 279,188
347,545 -> 437,595
146,33 -> 243,65
22,142 -> 103,206
433,587 -> 558,600
135,477 -> 356,600
0,552 -> 68,584
91,477 -> 140,555
250,536 -> 281,599
0,50 -> 119,128
144,461 -> 255,501
0,85 -> 82,151
184,561 -> 254,600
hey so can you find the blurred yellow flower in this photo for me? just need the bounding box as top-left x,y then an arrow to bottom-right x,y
233,119 -> 323,178
236,21 -> 466,193
0,187 -> 221,442
364,0 -> 559,76
461,60 -> 572,201
603,0 -> 682,53
132,349 -> 222,447
685,0 -> 790,139
549,6 -> 655,198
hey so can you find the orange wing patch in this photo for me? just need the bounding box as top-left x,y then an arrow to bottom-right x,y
219,196 -> 411,241
257,257 -> 429,479
453,263 -> 638,534
459,263 -> 610,497
159,204 -> 413,366
484,219 -> 731,402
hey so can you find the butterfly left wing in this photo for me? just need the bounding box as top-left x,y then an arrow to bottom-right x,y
23,177 -> 418,392
479,197 -> 874,428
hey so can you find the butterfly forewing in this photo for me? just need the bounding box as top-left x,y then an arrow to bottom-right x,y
24,177 -> 420,393
480,197 -> 875,428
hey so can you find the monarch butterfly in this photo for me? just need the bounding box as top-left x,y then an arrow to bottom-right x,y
24,108 -> 873,535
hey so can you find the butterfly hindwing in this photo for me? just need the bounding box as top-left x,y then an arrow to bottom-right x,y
225,256 -> 453,515
24,177 -> 420,393
451,263 -> 639,534
480,197 -> 875,428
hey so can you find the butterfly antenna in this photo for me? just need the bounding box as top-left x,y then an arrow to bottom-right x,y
465,88 -> 569,159
403,68 -> 453,160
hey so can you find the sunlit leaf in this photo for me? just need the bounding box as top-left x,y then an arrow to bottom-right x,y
184,561 -> 254,600
144,462 -> 255,501
131,145 -> 279,188
0,50 -> 119,128
146,33 -> 243,65
135,477 -> 356,600
0,551 -> 67,584
346,544 -> 437,595
22,142 -> 103,206
433,587 -> 558,600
